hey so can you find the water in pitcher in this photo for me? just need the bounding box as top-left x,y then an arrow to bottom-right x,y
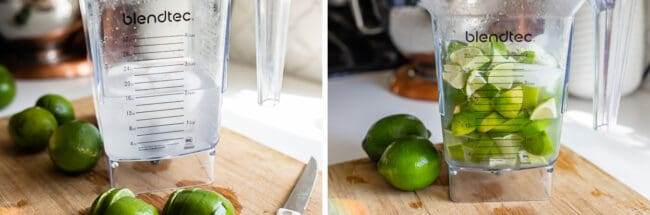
439,38 -> 566,170
97,62 -> 222,161
82,0 -> 229,161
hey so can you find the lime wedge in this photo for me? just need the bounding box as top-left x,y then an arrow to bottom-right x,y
492,134 -> 523,155
487,63 -> 519,90
442,64 -> 465,89
449,47 -> 490,71
520,119 -> 552,137
444,129 -> 478,145
453,105 -> 461,114
522,86 -> 539,111
489,40 -> 512,68
477,112 -> 506,133
493,86 -> 523,118
469,41 -> 491,55
522,131 -> 554,156
464,56 -> 491,71
465,70 -> 486,97
447,144 -> 465,161
470,135 -> 501,163
490,112 -> 530,133
469,96 -> 492,112
475,83 -> 499,98
530,98 -> 557,120
491,40 -> 508,56
447,40 -> 468,56
451,112 -> 478,136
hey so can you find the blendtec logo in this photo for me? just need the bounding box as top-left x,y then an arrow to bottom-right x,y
465,31 -> 533,43
122,10 -> 192,25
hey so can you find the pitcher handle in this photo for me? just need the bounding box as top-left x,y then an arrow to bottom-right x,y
591,0 -> 637,130
255,0 -> 291,105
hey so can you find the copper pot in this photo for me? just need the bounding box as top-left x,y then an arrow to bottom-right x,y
0,0 -> 90,78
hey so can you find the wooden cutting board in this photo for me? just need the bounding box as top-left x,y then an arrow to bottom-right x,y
0,97 -> 322,214
329,145 -> 650,214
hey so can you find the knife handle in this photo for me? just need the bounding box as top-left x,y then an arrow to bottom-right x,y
277,208 -> 302,215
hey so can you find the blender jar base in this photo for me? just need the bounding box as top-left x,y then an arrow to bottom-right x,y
448,164 -> 553,202
107,147 -> 216,194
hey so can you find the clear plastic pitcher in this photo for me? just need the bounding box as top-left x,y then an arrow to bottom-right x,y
79,0 -> 291,193
419,0 -> 637,201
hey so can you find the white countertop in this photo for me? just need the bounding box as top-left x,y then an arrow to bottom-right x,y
328,70 -> 650,199
0,63 -> 323,169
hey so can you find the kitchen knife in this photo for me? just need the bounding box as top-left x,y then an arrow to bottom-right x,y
277,157 -> 318,215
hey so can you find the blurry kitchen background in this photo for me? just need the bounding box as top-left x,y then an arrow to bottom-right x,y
0,0 -> 324,165
328,0 -> 650,199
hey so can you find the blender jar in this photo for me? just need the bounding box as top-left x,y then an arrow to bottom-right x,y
420,0 -> 637,201
79,0 -> 290,193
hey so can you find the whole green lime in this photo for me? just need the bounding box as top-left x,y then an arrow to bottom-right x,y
362,114 -> 430,161
163,188 -> 235,215
36,94 -> 75,125
377,137 -> 441,191
48,120 -> 102,173
8,107 -> 58,152
0,65 -> 16,109
104,197 -> 158,215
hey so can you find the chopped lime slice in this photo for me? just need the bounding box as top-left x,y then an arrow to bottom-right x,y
520,119 -> 552,137
447,144 -> 465,161
447,40 -> 468,56
522,131 -> 554,156
451,112 -> 478,136
487,63 -> 519,90
493,86 -> 523,118
522,86 -> 539,110
453,105 -> 461,114
530,98 -> 557,120
477,112 -> 506,133
465,70 -> 486,97
442,64 -> 465,89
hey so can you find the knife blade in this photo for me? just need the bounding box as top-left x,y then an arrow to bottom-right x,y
277,157 -> 318,215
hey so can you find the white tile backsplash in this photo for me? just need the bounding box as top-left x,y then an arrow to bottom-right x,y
229,0 -> 322,83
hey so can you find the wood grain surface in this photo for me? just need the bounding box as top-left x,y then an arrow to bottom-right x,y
329,145 -> 650,214
0,97 -> 322,214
